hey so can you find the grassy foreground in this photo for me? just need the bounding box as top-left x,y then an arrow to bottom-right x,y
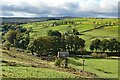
1,49 -> 119,78
2,66 -> 76,78
2,49 -> 78,78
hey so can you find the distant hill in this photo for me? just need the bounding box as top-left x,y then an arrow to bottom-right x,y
1,17 -> 72,23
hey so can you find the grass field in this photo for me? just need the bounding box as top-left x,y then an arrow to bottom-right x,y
1,49 -> 119,78
1,49 -> 78,78
68,57 -> 118,78
2,66 -> 76,78
22,18 -> 118,51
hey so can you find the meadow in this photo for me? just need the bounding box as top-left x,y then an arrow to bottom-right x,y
68,57 -> 118,78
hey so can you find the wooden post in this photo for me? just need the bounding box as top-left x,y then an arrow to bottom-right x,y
64,58 -> 68,68
82,55 -> 85,71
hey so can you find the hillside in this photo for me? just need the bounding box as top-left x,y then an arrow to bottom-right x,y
22,18 -> 118,51
2,48 -> 99,78
1,48 -> 119,78
2,49 -> 75,78
1,18 -> 119,79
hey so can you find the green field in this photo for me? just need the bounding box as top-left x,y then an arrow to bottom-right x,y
22,18 -> 118,51
2,66 -> 76,78
1,49 -> 78,78
68,57 -> 118,78
2,49 -> 119,78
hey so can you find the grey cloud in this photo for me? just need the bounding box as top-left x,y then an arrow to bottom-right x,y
2,11 -> 14,16
1,1 -> 118,17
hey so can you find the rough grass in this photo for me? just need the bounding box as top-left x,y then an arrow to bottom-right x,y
2,49 -> 78,78
2,49 -> 99,78
2,66 -> 76,78
2,49 -> 119,78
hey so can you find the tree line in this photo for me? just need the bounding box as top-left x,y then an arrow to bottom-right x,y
28,34 -> 85,56
90,38 -> 120,52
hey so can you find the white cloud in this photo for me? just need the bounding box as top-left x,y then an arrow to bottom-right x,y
80,0 -> 99,12
99,0 -> 119,13
1,0 -> 119,17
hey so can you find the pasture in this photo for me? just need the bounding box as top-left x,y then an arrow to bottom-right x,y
68,57 -> 118,78
1,49 -> 119,78
2,66 -> 77,78
22,18 -> 118,51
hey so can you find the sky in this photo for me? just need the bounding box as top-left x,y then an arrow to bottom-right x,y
1,0 -> 119,18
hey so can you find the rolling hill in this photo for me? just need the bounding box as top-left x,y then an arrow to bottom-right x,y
22,18 -> 118,51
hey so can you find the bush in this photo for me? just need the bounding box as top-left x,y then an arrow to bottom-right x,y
48,55 -> 56,61
54,58 -> 63,67
4,41 -> 11,50
97,53 -> 102,58
91,53 -> 108,59
91,53 -> 97,58
102,53 -> 108,58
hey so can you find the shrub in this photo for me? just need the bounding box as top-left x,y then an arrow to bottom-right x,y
4,41 -> 11,50
48,55 -> 55,61
91,53 -> 108,59
97,53 -> 102,58
54,58 -> 63,67
102,53 -> 108,58
91,53 -> 97,58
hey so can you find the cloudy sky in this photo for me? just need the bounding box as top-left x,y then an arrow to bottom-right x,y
1,0 -> 119,17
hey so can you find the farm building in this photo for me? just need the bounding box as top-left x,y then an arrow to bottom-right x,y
57,51 -> 69,58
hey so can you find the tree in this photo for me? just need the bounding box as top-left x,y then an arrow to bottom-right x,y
73,28 -> 79,35
60,35 -> 66,51
5,30 -> 17,44
66,35 -> 74,52
28,36 -> 52,57
47,30 -> 61,37
73,36 -> 85,53
66,35 -> 85,53
116,41 -> 120,52
108,39 -> 117,52
91,39 -> 101,52
101,39 -> 109,52
27,40 -> 35,55
15,32 -> 30,49
51,36 -> 61,55
90,44 -> 94,52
